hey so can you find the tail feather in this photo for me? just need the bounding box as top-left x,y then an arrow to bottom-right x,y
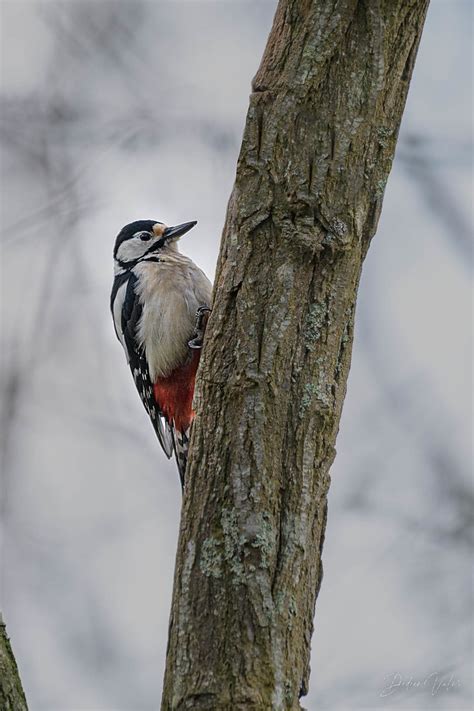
171,426 -> 191,490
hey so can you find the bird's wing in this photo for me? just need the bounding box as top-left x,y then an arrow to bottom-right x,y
110,271 -> 132,355
121,274 -> 174,459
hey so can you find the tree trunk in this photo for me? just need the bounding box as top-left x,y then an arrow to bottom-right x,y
162,1 -> 429,708
0,613 -> 28,710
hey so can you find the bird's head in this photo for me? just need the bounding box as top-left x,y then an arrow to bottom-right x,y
113,219 -> 197,269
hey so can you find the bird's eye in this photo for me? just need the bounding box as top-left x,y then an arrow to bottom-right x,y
139,232 -> 152,241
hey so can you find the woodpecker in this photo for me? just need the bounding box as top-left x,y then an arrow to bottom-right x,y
111,219 -> 212,488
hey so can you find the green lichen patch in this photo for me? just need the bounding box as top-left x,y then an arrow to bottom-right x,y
375,175 -> 388,197
299,357 -> 332,416
376,125 -> 394,146
275,590 -> 286,614
250,515 -> 274,569
200,537 -> 223,579
304,302 -> 326,351
221,508 -> 246,581
299,382 -> 318,416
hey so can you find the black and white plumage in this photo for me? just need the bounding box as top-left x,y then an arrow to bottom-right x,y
110,219 -> 212,487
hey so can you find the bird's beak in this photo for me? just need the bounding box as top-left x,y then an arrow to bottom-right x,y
162,221 -> 197,241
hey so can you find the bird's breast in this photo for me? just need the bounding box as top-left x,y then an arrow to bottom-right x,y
133,258 -> 211,381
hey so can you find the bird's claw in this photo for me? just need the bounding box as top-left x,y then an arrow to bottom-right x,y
188,306 -> 211,350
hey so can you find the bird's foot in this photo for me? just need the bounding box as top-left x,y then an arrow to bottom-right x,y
188,306 -> 211,350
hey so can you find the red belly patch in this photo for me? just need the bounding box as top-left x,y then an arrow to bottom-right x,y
153,351 -> 201,433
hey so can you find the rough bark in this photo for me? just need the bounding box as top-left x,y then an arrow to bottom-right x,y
0,613 -> 28,711
162,1 -> 429,709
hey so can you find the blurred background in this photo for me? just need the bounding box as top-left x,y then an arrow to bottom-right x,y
0,1 -> 472,709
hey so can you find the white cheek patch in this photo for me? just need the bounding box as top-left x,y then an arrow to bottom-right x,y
116,238 -> 146,264
117,233 -> 161,264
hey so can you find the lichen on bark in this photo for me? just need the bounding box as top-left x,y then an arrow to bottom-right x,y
162,1 -> 430,709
